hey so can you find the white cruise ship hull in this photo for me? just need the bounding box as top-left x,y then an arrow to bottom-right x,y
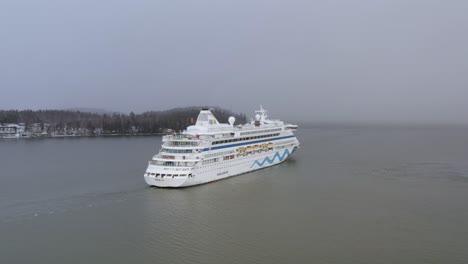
144,145 -> 298,188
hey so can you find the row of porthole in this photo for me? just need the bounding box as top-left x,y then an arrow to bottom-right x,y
200,151 -> 273,167
198,161 -> 260,173
145,172 -> 193,178
201,159 -> 255,168
198,160 -> 259,173
198,153 -> 284,172
202,149 -> 274,167
199,146 -> 289,169
196,148 -> 288,172
211,133 -> 281,145
200,157 -> 270,169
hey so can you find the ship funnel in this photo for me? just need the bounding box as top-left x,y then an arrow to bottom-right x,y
195,109 -> 220,126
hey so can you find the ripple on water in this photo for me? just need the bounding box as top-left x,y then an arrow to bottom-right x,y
374,162 -> 468,183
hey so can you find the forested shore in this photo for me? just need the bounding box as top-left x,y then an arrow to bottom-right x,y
0,107 -> 247,137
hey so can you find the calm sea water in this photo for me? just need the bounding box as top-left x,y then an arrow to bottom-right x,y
1,127 -> 468,263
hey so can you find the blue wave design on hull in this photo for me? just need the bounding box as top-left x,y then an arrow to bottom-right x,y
250,147 -> 297,168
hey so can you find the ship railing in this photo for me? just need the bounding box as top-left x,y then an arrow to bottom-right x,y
162,134 -> 208,141
162,134 -> 189,141
163,140 -> 211,148
163,141 -> 200,147
148,160 -> 196,167
153,154 -> 202,160
163,134 -> 213,142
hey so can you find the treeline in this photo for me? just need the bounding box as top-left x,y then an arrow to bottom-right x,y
0,107 -> 247,134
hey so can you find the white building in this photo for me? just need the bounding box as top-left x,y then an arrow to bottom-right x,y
0,123 -> 25,138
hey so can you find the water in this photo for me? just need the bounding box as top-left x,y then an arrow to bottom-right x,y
1,127 -> 468,263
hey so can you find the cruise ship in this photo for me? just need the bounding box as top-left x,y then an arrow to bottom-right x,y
144,106 -> 300,187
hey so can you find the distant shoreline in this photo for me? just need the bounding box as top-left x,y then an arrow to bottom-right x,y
0,133 -> 168,140
0,107 -> 247,140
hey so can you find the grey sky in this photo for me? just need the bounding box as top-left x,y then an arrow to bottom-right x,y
1,0 -> 467,124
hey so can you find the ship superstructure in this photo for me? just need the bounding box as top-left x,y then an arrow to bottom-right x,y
144,106 -> 299,187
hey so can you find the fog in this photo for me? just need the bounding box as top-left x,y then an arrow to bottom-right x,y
1,0 -> 467,124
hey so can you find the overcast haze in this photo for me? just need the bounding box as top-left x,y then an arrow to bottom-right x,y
1,0 -> 467,124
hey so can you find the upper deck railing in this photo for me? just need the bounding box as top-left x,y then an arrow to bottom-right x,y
162,134 -> 212,148
162,134 -> 192,141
